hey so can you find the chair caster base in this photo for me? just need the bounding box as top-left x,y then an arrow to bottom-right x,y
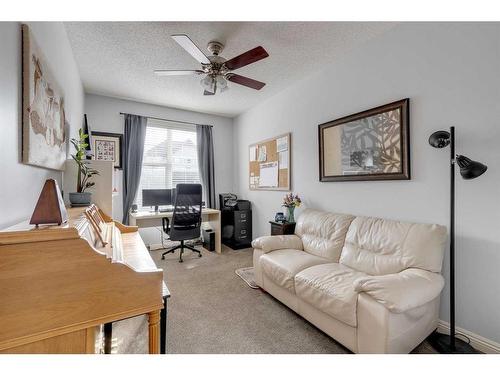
160,242 -> 201,263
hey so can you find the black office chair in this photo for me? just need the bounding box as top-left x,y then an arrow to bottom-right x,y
161,184 -> 203,263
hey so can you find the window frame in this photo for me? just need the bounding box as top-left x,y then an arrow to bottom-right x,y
135,119 -> 200,209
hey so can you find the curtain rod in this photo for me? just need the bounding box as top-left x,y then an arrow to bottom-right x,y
119,112 -> 213,127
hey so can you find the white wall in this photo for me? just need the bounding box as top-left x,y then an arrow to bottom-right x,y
84,94 -> 234,242
0,22 -> 85,229
234,23 -> 500,343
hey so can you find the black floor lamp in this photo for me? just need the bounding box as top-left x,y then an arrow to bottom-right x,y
428,126 -> 487,354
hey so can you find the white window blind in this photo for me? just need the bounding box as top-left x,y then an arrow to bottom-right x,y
136,119 -> 200,208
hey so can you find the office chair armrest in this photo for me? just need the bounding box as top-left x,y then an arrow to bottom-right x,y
162,217 -> 170,233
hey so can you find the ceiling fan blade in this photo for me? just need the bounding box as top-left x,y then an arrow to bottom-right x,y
154,70 -> 204,76
203,90 -> 215,96
171,34 -> 211,65
224,46 -> 269,71
227,74 -> 266,90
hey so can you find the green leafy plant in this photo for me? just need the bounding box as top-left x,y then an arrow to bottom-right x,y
71,128 -> 99,193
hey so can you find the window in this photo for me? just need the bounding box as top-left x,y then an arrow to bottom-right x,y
136,119 -> 200,208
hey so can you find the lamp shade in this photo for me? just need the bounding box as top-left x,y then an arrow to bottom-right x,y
456,155 -> 487,180
429,130 -> 451,148
200,76 -> 216,93
216,75 -> 227,90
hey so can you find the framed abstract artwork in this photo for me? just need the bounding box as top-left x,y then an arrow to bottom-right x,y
22,24 -> 67,170
91,132 -> 123,169
318,98 -> 410,182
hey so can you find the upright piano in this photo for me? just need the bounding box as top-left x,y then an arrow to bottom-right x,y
0,205 -> 165,354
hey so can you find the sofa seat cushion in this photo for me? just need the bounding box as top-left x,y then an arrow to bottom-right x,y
260,249 -> 330,293
295,263 -> 367,327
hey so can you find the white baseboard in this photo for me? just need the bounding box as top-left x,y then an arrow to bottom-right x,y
437,320 -> 500,354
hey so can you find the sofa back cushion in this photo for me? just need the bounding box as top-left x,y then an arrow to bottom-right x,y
339,216 -> 447,275
295,209 -> 355,261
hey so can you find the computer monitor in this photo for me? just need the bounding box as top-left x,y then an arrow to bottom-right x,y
142,189 -> 172,211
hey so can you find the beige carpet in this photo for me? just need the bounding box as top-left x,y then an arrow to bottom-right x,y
112,245 -> 436,354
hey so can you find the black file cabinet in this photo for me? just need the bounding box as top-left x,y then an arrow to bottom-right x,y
233,210 -> 252,243
220,195 -> 252,250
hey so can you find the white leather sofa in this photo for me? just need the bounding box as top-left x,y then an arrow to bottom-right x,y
252,209 -> 447,353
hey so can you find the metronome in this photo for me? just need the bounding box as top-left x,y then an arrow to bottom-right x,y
30,179 -> 68,227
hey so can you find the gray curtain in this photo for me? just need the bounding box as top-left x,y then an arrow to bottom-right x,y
122,114 -> 147,224
196,125 -> 216,208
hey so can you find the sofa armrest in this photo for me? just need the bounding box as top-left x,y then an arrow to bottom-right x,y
251,235 -> 303,253
354,268 -> 444,313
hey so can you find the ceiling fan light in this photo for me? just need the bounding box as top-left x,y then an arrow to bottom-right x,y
216,75 -> 227,90
200,76 -> 215,93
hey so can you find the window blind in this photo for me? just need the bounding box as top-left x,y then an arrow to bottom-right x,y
135,119 -> 200,208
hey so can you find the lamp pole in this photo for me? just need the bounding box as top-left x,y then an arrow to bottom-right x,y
428,126 -> 486,353
449,126 -> 456,351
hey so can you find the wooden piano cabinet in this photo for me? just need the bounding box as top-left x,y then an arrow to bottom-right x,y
0,328 -> 97,354
148,310 -> 161,354
103,290 -> 170,354
0,206 -> 164,354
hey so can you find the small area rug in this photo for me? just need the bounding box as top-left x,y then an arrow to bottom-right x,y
235,267 -> 259,289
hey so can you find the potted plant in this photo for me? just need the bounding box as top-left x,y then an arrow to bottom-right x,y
282,193 -> 302,223
68,129 -> 99,206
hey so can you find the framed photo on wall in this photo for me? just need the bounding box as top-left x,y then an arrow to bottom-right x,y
318,98 -> 410,182
91,131 -> 123,169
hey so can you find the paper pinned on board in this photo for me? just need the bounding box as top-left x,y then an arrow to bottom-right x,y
259,161 -> 279,187
258,145 -> 267,161
249,146 -> 257,161
278,151 -> 288,169
276,136 -> 288,152
250,175 -> 260,188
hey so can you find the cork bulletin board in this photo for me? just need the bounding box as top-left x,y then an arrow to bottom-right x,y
249,133 -> 291,191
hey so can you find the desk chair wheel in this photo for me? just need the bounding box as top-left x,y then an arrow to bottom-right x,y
161,243 -> 202,263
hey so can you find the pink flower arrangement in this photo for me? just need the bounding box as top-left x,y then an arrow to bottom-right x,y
282,193 -> 302,208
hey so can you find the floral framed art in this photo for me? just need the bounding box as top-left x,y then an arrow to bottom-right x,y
318,98 -> 410,182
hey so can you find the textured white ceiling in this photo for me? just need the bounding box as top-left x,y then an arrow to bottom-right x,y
65,22 -> 396,117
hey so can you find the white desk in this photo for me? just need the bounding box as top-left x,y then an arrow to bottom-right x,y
129,208 -> 222,253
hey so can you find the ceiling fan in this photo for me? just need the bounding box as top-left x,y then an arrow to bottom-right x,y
154,34 -> 269,96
